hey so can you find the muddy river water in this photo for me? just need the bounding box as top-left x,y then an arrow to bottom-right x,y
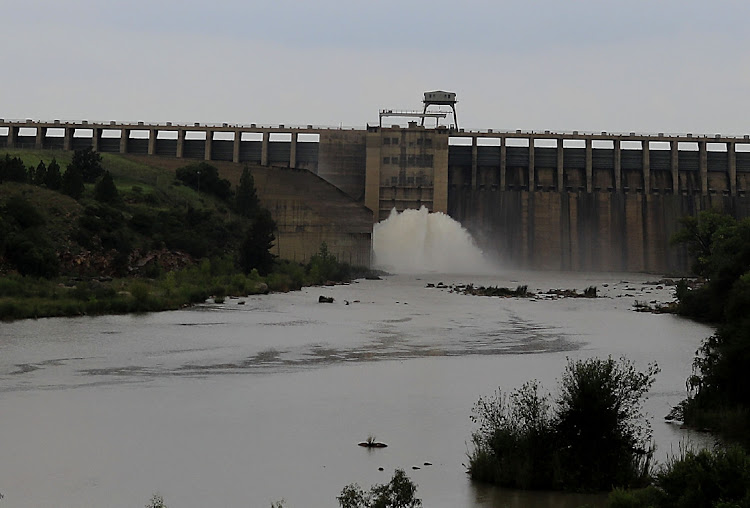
0,271 -> 713,508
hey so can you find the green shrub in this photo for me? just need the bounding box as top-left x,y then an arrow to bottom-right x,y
4,195 -> 45,229
654,446 -> 750,508
175,162 -> 232,201
607,485 -> 665,508
469,356 -> 658,492
468,381 -> 555,489
338,469 -> 421,508
306,242 -> 351,284
4,233 -> 59,278
555,357 -> 657,490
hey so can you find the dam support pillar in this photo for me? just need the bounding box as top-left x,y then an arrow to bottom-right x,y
119,129 -> 128,154
92,128 -> 101,152
728,141 -> 737,196
556,139 -> 564,191
528,139 -> 535,190
671,140 -> 679,193
63,127 -> 73,150
585,138 -> 593,192
433,129 -> 449,214
6,126 -> 18,148
35,127 -> 46,149
365,127 -> 381,221
699,140 -> 708,195
613,139 -> 622,191
471,137 -> 478,189
499,137 -> 507,190
261,133 -> 269,166
176,129 -> 185,158
642,140 -> 650,194
204,131 -> 213,161
233,131 -> 241,163
148,129 -> 156,155
290,133 -> 297,169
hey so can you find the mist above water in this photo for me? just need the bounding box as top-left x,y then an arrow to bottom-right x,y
373,206 -> 493,274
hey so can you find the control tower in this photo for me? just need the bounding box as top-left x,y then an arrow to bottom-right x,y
422,91 -> 458,130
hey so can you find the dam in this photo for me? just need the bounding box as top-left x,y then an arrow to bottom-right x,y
3,94 -> 750,273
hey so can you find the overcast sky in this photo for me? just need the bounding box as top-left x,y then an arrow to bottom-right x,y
3,1 -> 750,135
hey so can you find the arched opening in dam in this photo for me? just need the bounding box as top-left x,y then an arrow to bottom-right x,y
372,206 -> 494,274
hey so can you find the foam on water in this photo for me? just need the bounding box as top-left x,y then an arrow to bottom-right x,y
373,206 -> 493,274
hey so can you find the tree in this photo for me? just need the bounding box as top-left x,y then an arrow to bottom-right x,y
94,171 -> 119,203
69,146 -> 104,183
32,160 -> 47,185
0,154 -> 28,183
4,232 -> 59,277
44,158 -> 62,190
673,212 -> 750,322
175,162 -> 232,201
670,209 -> 735,278
61,164 -> 84,200
468,356 -> 658,491
554,356 -> 658,490
235,164 -> 260,218
238,209 -> 276,275
338,469 -> 422,508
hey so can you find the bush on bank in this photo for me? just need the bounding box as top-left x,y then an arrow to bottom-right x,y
468,356 -> 658,492
607,445 -> 750,508
670,210 -> 750,447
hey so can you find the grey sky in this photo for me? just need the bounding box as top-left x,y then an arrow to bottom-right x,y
3,1 -> 750,135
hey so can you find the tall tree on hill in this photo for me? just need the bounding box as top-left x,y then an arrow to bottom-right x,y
70,147 -> 104,183
32,160 -> 47,186
44,158 -> 62,190
94,171 -> 119,203
235,165 -> 260,218
61,165 -> 84,200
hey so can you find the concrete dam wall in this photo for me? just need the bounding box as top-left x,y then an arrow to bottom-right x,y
451,189 -> 750,273
5,119 -> 750,273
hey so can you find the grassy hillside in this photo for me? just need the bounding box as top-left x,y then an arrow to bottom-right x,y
0,149 -> 367,321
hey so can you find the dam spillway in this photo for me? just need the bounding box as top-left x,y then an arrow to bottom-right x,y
3,118 -> 750,273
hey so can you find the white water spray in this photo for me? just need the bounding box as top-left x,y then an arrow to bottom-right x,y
373,207 -> 494,274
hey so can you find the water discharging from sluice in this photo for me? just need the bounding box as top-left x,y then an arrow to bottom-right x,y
373,206 -> 493,274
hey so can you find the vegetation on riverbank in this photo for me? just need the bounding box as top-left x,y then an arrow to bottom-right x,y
468,210 -> 750,503
669,210 -> 750,446
468,356 -> 658,492
0,149 -> 371,321
601,210 -> 750,507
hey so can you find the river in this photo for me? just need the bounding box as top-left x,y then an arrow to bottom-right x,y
0,270 -> 713,508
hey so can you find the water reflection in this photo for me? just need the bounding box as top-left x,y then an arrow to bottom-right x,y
472,483 -> 607,508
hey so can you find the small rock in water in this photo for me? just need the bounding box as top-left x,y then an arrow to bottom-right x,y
318,296 -> 334,303
237,301 -> 245,305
